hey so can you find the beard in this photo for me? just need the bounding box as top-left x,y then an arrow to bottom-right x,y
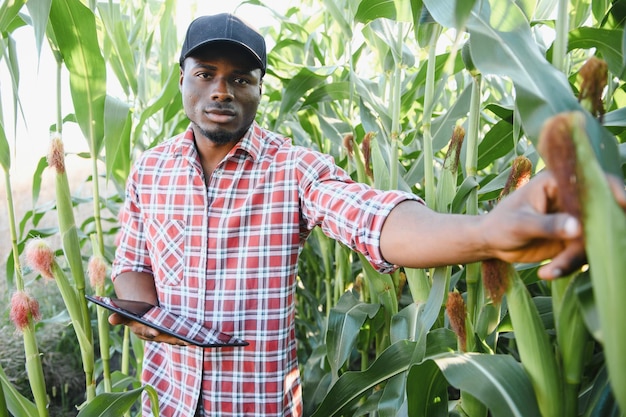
193,123 -> 250,145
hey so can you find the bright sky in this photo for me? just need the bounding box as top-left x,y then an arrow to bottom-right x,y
178,1 -> 289,29
1,0 -> 289,178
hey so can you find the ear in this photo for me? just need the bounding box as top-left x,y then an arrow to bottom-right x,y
179,64 -> 185,90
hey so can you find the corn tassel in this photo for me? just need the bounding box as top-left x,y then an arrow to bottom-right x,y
446,291 -> 468,352
577,57 -> 607,120
10,292 -> 48,417
540,111 -> 626,413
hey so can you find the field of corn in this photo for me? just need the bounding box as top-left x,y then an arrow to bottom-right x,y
1,0 -> 625,416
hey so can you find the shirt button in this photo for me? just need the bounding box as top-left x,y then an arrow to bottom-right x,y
213,169 -> 222,177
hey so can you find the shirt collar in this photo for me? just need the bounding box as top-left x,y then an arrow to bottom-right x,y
173,122 -> 263,162
232,122 -> 263,162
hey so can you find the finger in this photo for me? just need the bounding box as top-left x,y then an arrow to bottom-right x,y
108,315 -> 158,340
537,239 -> 586,279
140,332 -> 189,346
127,322 -> 159,340
157,334 -> 190,346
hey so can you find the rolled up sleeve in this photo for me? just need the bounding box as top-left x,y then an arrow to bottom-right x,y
297,149 -> 421,273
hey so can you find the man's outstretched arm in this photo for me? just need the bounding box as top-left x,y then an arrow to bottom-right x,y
380,170 -> 626,279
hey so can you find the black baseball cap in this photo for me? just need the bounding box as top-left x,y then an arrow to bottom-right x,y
179,13 -> 267,75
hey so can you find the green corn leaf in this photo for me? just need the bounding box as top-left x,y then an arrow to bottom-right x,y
476,120 -> 516,171
574,272 -> 602,343
0,365 -> 38,417
390,302 -> 424,344
406,359 -> 449,417
355,0 -> 414,24
355,373 -> 406,417
302,81 -> 352,107
428,353 -> 542,417
422,0 -> 621,175
48,0 -> 106,154
0,120 -> 9,172
310,340 -> 418,417
24,0 -> 52,58
358,253 -> 398,316
104,95 -> 132,186
435,161 -> 456,213
553,275 -> 588,385
312,333 -> 451,417
451,175 -> 480,214
583,366 -> 623,417
0,380 -> 7,417
276,68 -> 328,127
326,291 -> 380,380
603,107 -> 626,128
370,133 -> 393,191
131,65 -> 184,149
567,28 -> 624,77
97,1 -> 138,96
76,385 -> 160,417
0,0 -> 25,33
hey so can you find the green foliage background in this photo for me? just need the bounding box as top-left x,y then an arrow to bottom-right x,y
0,0 -> 625,416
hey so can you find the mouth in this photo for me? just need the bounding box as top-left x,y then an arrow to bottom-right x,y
204,107 -> 236,124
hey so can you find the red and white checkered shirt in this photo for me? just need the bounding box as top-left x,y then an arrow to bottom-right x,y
112,123 -> 418,417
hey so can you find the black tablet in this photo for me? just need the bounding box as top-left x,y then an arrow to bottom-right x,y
86,295 -> 249,348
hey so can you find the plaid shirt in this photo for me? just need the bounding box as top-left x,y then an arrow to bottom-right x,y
112,123 -> 418,417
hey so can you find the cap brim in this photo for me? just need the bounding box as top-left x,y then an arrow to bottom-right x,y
180,39 -> 265,74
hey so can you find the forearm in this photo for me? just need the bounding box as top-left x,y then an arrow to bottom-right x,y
379,200 -> 489,268
112,271 -> 159,305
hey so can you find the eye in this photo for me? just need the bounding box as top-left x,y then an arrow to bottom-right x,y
233,77 -> 250,85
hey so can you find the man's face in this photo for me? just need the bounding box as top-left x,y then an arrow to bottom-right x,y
180,44 -> 263,145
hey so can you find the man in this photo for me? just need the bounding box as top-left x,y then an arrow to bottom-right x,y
110,13 -> 625,417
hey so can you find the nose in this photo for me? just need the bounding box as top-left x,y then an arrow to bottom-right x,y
211,77 -> 233,102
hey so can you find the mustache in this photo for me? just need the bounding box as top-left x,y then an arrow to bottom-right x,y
205,103 -> 236,112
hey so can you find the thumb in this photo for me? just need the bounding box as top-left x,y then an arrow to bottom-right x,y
514,210 -> 582,242
552,214 -> 581,239
108,312 -> 128,326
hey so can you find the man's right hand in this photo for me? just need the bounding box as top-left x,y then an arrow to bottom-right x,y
108,271 -> 189,346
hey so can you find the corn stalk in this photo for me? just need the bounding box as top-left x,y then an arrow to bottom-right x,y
1,40 -> 49,414
3,171 -> 49,416
506,267 -> 564,417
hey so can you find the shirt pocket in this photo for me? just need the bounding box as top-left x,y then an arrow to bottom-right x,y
145,217 -> 185,286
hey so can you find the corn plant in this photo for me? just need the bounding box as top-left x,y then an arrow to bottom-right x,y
1,0 -> 625,416
293,0 -> 625,415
